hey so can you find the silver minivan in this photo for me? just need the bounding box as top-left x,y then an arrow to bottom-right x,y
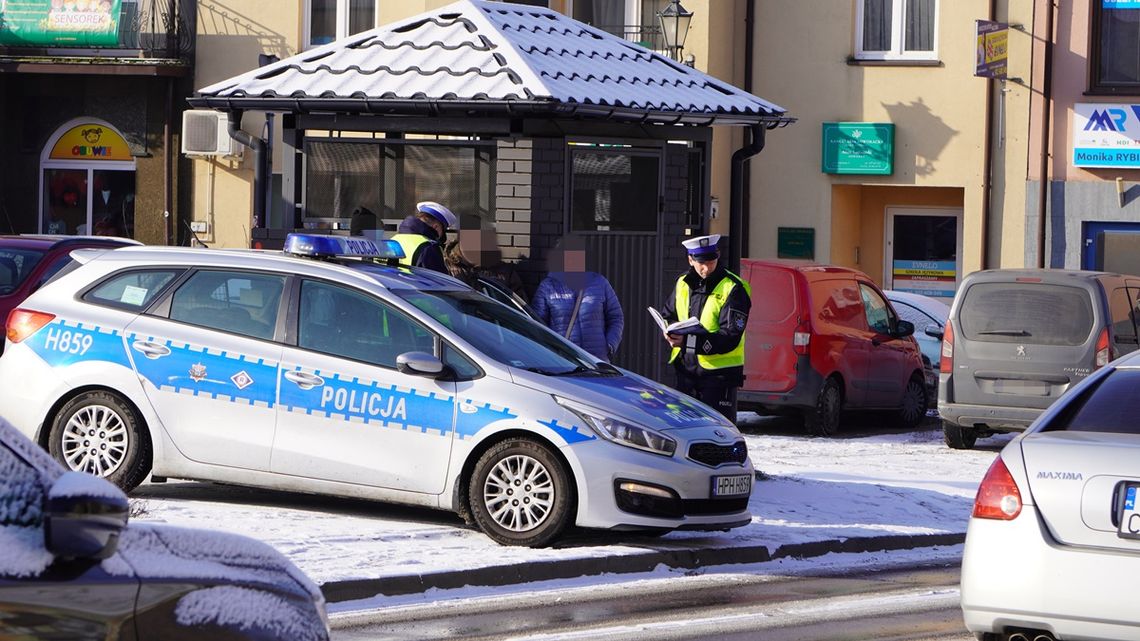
938,269 -> 1140,449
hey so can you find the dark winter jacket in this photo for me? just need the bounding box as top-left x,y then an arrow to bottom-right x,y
532,272 -> 624,361
394,216 -> 447,273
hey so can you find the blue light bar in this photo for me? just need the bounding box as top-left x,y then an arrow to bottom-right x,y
283,234 -> 405,260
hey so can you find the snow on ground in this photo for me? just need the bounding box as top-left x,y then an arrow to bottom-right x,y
128,414 -> 1013,598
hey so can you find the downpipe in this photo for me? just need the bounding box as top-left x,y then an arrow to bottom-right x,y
226,110 -> 268,230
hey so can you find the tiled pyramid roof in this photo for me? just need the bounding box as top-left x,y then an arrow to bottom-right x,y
192,0 -> 789,127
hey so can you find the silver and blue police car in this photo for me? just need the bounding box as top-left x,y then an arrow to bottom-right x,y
0,234 -> 753,546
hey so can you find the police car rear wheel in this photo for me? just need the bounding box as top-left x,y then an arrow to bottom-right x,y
469,438 -> 573,547
50,391 -> 150,492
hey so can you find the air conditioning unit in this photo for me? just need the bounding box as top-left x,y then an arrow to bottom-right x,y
181,110 -> 242,157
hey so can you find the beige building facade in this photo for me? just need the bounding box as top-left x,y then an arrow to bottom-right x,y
747,0 -> 1032,299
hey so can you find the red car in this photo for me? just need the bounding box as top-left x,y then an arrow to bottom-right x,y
0,235 -> 139,353
737,259 -> 927,436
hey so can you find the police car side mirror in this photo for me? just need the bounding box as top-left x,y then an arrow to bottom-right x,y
396,351 -> 445,378
924,323 -> 944,340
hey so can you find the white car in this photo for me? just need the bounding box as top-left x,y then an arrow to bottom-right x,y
960,349 -> 1140,640
0,234 -> 753,547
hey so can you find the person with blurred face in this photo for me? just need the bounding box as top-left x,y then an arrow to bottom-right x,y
532,235 -> 624,362
660,234 -> 752,422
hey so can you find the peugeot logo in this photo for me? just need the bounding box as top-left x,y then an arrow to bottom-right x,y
714,429 -> 727,438
1016,345 -> 1026,357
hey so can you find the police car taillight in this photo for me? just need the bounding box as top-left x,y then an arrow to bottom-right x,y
283,233 -> 405,260
6,309 -> 55,343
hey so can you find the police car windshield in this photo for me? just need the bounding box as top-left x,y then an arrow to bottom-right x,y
394,290 -> 599,375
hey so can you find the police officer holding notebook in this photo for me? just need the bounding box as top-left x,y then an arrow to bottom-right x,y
659,234 -> 752,422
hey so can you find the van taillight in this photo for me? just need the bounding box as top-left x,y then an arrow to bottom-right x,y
1096,327 -> 1111,369
793,321 -> 811,355
939,319 -> 954,374
972,456 -> 1022,520
6,309 -> 55,344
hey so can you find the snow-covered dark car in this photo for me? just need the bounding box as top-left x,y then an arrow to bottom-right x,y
0,417 -> 329,640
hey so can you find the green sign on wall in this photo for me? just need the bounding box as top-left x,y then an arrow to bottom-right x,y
821,122 -> 895,175
777,227 -> 815,260
0,0 -> 122,47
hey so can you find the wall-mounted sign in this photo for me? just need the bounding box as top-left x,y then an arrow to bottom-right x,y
821,122 -> 894,175
892,260 -> 957,298
49,123 -> 132,161
975,20 -> 1008,79
777,227 -> 815,260
1073,103 -> 1140,168
0,0 -> 122,47
1104,1 -> 1140,8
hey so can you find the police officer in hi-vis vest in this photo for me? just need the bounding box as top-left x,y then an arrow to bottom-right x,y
660,234 -> 752,422
390,201 -> 458,274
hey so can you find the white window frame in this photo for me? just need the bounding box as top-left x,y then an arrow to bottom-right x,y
302,0 -> 376,50
855,0 -> 939,62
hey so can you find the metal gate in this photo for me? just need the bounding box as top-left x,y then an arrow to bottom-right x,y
567,144 -> 667,381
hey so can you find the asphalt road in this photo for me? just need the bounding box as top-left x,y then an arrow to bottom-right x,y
332,563 -> 973,641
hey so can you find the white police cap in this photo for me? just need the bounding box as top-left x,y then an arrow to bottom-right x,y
416,201 -> 458,229
683,234 -> 721,259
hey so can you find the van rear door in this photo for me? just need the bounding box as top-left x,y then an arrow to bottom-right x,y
742,262 -> 800,393
952,280 -> 1099,410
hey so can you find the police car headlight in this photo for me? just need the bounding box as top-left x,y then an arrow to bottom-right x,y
557,399 -> 676,457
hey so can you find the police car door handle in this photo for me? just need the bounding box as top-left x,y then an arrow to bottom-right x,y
284,370 -> 325,390
131,341 -> 171,360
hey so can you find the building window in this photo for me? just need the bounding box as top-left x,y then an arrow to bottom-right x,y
855,0 -> 938,61
569,147 -> 660,233
305,0 -> 374,48
304,140 -> 495,230
1093,1 -> 1140,93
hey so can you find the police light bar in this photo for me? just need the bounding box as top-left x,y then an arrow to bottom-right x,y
283,233 -> 405,260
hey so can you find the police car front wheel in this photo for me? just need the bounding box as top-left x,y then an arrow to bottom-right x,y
49,390 -> 151,492
469,438 -> 574,547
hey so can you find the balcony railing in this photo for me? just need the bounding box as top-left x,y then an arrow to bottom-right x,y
590,24 -> 666,55
0,0 -> 195,61
118,0 -> 195,59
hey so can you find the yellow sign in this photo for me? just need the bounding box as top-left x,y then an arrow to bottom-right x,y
49,124 -> 132,161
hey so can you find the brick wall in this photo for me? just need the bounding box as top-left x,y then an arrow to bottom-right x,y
495,137 -> 565,297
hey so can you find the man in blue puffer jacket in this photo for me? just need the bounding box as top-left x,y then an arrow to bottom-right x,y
532,236 -> 624,362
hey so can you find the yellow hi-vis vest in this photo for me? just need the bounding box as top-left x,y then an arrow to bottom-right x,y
668,272 -> 751,370
390,233 -> 429,267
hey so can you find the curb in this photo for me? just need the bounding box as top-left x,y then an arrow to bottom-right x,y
320,532 -> 964,604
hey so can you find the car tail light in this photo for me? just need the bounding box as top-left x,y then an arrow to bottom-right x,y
939,319 -> 954,374
793,320 -> 811,355
1095,327 -> 1111,369
6,309 -> 55,344
972,456 -> 1023,520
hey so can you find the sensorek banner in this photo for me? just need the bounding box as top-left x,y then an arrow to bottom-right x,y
1073,103 -> 1140,168
0,0 -> 122,47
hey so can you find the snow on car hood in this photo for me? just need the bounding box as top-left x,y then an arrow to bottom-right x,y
176,585 -> 326,641
0,525 -> 54,578
511,368 -> 733,432
104,523 -> 322,604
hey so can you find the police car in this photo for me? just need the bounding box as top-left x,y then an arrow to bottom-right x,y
0,234 -> 753,547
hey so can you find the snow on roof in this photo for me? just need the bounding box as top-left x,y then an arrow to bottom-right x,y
193,0 -> 788,126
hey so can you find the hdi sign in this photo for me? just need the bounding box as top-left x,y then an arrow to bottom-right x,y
1073,103 -> 1140,168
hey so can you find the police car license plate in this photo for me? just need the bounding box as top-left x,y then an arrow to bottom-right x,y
1117,483 -> 1140,539
712,474 -> 751,498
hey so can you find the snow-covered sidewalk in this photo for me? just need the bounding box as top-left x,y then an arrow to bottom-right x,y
130,418 -> 1009,607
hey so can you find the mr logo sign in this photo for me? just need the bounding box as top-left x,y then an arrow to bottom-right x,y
1074,103 -> 1140,168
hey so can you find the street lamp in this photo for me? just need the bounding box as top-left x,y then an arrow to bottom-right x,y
658,0 -> 693,63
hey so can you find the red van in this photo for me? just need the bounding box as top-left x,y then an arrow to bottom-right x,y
738,260 -> 927,436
